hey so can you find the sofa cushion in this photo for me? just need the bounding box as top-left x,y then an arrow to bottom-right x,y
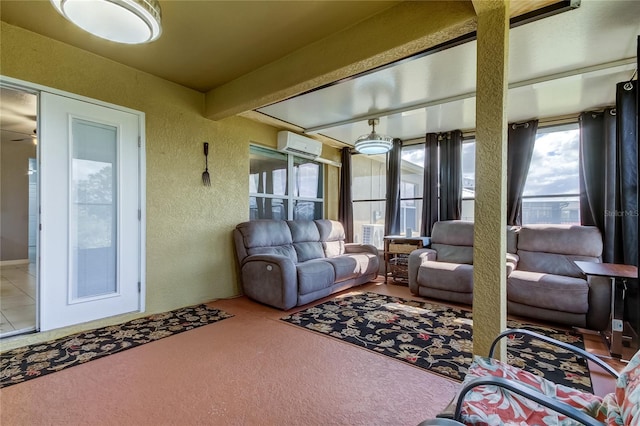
517,250 -> 598,278
296,259 -> 336,295
508,270 -> 589,314
286,220 -> 325,262
518,225 -> 603,257
237,220 -> 298,263
431,220 -> 474,246
324,256 -> 359,282
418,262 -> 474,293
459,355 -> 607,425
431,244 -> 474,264
315,219 -> 346,257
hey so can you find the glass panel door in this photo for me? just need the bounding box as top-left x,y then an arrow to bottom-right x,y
39,92 -> 142,331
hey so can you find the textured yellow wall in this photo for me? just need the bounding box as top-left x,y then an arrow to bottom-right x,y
0,22 -> 342,349
472,0 -> 509,359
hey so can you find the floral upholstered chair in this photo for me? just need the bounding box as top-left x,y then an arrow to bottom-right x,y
438,329 -> 639,426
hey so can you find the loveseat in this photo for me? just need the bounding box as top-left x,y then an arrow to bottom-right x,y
233,219 -> 379,310
408,220 -> 611,331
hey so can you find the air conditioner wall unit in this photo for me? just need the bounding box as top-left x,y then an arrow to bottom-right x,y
277,131 -> 323,158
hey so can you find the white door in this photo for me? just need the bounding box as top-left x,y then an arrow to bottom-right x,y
39,92 -> 142,331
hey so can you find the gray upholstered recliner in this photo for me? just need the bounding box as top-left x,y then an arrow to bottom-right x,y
233,219 -> 379,310
407,221 -> 519,305
508,225 -> 610,330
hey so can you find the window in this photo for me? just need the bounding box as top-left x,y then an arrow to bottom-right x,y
351,153 -> 386,248
521,123 -> 580,224
249,145 -> 324,220
400,144 -> 424,237
459,123 -> 580,224
350,145 -> 425,248
461,140 -> 476,221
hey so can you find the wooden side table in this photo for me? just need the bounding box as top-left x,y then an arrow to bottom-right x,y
574,261 -> 638,359
384,236 -> 430,285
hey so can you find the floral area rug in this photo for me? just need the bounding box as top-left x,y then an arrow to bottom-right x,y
1,304 -> 233,388
282,292 -> 593,393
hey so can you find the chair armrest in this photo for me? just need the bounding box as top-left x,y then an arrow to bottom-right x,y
408,249 -> 437,293
453,376 -> 605,426
409,248 -> 437,263
344,243 -> 378,256
418,419 -> 465,426
489,328 -> 619,379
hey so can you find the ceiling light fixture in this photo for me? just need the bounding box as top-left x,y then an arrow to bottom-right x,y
50,0 -> 162,44
354,118 -> 394,155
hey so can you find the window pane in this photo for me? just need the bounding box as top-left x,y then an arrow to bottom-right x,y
522,196 -> 580,225
353,201 -> 385,249
71,119 -> 117,299
294,157 -> 322,198
250,146 -> 287,196
400,199 -> 422,237
461,199 -> 474,221
523,125 -> 580,197
250,197 -> 288,220
400,145 -> 424,235
352,153 -> 386,201
462,141 -> 476,200
293,200 -> 322,220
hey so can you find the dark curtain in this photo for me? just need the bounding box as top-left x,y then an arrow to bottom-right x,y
507,120 -> 538,225
384,139 -> 403,236
439,130 -> 463,221
617,78 -> 639,353
338,147 -> 354,242
616,80 -> 638,267
579,110 -> 615,234
421,133 -> 439,236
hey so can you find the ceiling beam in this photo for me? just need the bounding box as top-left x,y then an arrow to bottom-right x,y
204,1 -> 478,121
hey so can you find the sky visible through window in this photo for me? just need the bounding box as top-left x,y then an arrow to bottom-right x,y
524,128 -> 580,196
459,125 -> 580,198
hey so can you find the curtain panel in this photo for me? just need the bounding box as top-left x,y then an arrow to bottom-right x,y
578,110 -> 614,233
421,133 -> 439,236
384,139 -> 403,236
507,120 -> 538,226
338,147 -> 354,242
616,80 -> 638,267
439,130 -> 463,221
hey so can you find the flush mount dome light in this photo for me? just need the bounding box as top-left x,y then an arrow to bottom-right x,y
50,0 -> 162,44
354,118 -> 393,155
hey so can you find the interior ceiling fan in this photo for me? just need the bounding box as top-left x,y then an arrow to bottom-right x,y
10,129 -> 37,142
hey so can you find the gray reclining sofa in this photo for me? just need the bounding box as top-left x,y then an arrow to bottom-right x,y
408,220 -> 611,331
234,219 -> 379,310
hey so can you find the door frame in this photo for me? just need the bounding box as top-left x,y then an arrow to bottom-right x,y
0,75 -> 147,331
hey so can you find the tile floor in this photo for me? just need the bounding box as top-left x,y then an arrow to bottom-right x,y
0,262 -> 36,337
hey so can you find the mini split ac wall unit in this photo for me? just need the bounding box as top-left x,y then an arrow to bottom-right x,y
277,131 -> 323,158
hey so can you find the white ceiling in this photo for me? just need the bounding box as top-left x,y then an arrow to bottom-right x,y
258,0 -> 639,145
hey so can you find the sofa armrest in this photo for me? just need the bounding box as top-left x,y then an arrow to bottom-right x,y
408,249 -> 437,293
506,252 -> 519,276
240,254 -> 298,310
344,243 -> 378,256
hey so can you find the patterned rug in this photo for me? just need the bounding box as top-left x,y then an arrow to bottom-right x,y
282,291 -> 593,393
0,304 -> 233,388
